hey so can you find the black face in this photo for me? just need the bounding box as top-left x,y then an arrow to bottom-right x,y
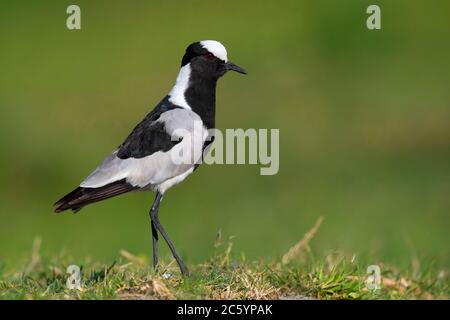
181,42 -> 246,80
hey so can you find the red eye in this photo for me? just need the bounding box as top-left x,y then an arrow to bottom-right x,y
204,52 -> 215,60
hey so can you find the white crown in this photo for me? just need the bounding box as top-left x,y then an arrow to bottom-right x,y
200,40 -> 228,62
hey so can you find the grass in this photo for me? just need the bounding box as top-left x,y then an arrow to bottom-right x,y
1,219 -> 448,300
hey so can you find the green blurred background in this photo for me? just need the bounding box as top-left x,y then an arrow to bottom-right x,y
0,0 -> 449,269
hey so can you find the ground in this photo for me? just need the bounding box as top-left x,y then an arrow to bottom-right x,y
1,219 -> 447,300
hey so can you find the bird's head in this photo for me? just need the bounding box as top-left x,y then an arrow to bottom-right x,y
181,40 -> 247,79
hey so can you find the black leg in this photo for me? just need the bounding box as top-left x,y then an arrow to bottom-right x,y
149,194 -> 161,272
151,221 -> 159,271
149,192 -> 190,276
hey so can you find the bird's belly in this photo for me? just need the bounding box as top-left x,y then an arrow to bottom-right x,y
154,167 -> 195,193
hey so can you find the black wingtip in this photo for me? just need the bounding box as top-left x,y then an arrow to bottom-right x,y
53,180 -> 136,214
54,187 -> 84,213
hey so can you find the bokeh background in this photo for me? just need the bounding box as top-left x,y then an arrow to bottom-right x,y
0,0 -> 449,269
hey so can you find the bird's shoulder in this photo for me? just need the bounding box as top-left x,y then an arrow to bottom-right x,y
116,97 -> 200,160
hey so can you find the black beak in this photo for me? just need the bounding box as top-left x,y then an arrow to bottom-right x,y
224,61 -> 247,74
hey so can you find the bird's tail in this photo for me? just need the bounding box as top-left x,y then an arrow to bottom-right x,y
54,179 -> 136,213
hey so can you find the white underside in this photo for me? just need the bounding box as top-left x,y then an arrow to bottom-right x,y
156,167 -> 195,194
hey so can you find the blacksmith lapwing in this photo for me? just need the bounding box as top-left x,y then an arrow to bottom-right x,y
54,40 -> 246,275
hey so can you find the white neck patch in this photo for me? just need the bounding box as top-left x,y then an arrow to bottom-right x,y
168,64 -> 191,110
200,40 -> 228,62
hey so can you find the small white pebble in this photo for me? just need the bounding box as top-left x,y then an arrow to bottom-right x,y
162,272 -> 172,279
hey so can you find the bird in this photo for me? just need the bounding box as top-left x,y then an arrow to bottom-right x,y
53,40 -> 246,275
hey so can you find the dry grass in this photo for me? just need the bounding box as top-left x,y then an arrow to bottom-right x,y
281,216 -> 324,265
0,222 -> 448,300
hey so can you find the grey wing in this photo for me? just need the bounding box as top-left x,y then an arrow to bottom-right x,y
80,150 -> 128,188
80,108 -> 208,190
